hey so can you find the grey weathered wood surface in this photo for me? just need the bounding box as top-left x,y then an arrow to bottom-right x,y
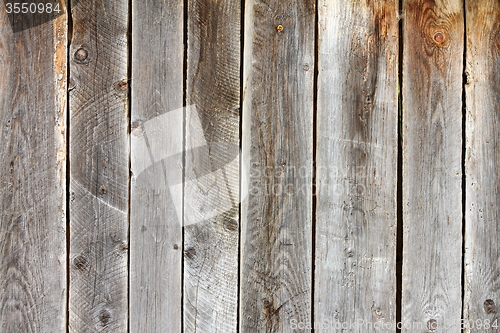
183,0 -> 241,331
464,1 -> 500,331
240,1 -> 315,331
130,0 -> 184,331
402,0 -> 463,331
0,5 -> 67,333
68,0 -> 129,331
4,1 -> 500,332
315,0 -> 398,330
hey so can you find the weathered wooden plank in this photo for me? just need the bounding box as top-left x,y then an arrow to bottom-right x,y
314,1 -> 398,330
183,0 -> 241,331
402,0 -> 463,331
464,1 -> 500,331
240,1 -> 314,331
129,0 -> 184,331
0,5 -> 67,333
68,0 -> 129,331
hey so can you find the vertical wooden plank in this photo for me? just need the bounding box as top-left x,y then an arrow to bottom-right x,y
464,1 -> 500,331
130,0 -> 183,331
68,0 -> 129,331
183,0 -> 241,331
0,4 -> 67,332
315,0 -> 398,330
240,1 -> 314,332
402,0 -> 463,331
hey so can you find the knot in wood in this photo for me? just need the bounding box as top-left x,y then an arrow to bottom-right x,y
74,48 -> 88,62
485,299 -> 496,313
68,78 -> 76,90
223,218 -> 238,231
131,120 -> 144,137
433,31 -> 445,44
262,298 -> 272,308
99,310 -> 111,325
184,247 -> 196,259
427,319 -> 437,331
74,255 -> 88,270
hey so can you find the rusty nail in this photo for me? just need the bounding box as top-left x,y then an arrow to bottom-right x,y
277,24 -> 284,32
117,81 -> 128,91
173,244 -> 179,250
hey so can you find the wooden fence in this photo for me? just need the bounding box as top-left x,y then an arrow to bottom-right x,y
0,0 -> 499,332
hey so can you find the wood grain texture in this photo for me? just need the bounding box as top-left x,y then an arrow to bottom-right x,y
0,5 -> 67,333
315,0 -> 398,330
464,1 -> 500,332
130,0 -> 184,331
183,0 -> 241,332
402,0 -> 463,331
240,1 -> 314,331
68,0 -> 129,331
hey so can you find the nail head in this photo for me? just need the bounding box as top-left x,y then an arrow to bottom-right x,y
433,31 -> 444,43
100,185 -> 107,195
